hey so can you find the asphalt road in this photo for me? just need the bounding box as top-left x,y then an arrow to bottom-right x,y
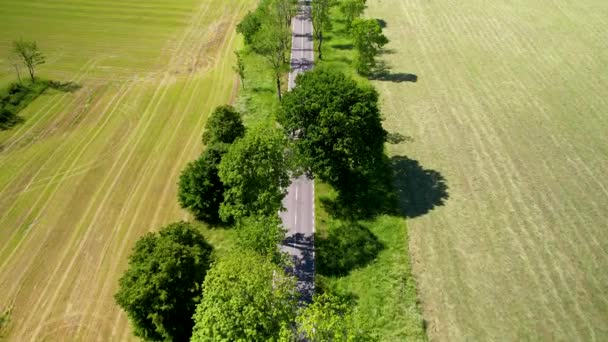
280,1 -> 315,303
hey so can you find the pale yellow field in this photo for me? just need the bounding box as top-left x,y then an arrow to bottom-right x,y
0,0 -> 254,340
366,0 -> 608,340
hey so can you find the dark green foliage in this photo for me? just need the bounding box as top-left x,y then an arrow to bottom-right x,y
279,68 -> 387,197
316,221 -> 384,276
351,18 -> 389,75
13,40 -> 45,82
201,105 -> 245,145
177,144 -> 228,225
218,126 -> 290,221
237,10 -> 262,45
236,215 -> 286,263
191,251 -> 297,341
114,222 -> 213,342
0,80 -> 49,130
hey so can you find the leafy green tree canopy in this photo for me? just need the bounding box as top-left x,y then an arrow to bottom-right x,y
236,215 -> 286,263
279,68 -> 386,193
177,144 -> 228,224
191,251 -> 297,341
351,18 -> 389,75
218,126 -> 290,221
12,40 -> 45,82
297,293 -> 374,341
202,105 -> 245,145
114,222 -> 213,342
339,0 -> 366,29
237,10 -> 262,45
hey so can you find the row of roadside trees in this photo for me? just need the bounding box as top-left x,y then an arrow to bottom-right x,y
114,0 -> 393,340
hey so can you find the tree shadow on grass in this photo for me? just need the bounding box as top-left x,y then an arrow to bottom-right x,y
320,155 -> 448,220
386,132 -> 414,144
391,156 -> 449,218
1,79 -> 81,131
331,43 -> 354,50
47,80 -> 82,93
320,157 -> 397,220
369,61 -> 418,83
315,221 -> 384,277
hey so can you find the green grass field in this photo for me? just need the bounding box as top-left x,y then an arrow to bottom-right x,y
362,0 -> 608,340
0,0 -> 254,340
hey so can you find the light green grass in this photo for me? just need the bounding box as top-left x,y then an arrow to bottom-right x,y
364,0 -> 608,340
0,1 -> 254,340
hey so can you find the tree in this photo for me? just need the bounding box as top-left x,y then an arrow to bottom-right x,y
339,0 -> 366,30
218,126 -> 290,221
12,40 -> 45,82
177,145 -> 227,225
236,215 -> 286,263
114,222 -> 213,342
297,293 -> 374,341
236,10 -> 262,46
8,54 -> 22,83
279,68 -> 386,195
233,51 -> 246,88
312,0 -> 334,60
191,251 -> 297,341
253,23 -> 289,100
351,18 -> 389,75
201,105 -> 245,145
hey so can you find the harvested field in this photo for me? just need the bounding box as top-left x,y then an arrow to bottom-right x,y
366,0 -> 608,340
0,0 -> 254,340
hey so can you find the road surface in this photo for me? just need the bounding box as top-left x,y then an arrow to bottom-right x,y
280,1 -> 315,303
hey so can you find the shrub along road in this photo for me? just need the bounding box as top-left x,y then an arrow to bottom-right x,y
280,1 -> 315,303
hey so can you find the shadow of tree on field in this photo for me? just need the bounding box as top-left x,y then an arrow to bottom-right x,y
320,157 -> 397,220
1,79 -> 82,131
315,221 -> 384,277
386,132 -> 414,144
391,156 -> 449,218
47,80 -> 82,93
376,18 -> 387,28
331,43 -> 354,50
369,61 -> 418,83
319,155 -> 448,220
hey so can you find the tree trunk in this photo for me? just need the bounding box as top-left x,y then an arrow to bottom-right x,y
13,65 -> 22,83
318,32 -> 323,60
28,65 -> 35,82
276,77 -> 282,101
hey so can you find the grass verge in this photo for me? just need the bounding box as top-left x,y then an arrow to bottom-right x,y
312,7 -> 427,341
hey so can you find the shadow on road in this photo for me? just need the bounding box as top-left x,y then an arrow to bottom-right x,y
283,233 -> 315,303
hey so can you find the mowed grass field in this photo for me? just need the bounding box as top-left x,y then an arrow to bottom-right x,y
0,0 -> 253,340
364,0 -> 608,340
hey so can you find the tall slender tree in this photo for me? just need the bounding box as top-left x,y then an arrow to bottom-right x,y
253,24 -> 289,100
12,40 -> 45,82
339,0 -> 366,30
351,18 -> 389,75
312,0 -> 334,60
